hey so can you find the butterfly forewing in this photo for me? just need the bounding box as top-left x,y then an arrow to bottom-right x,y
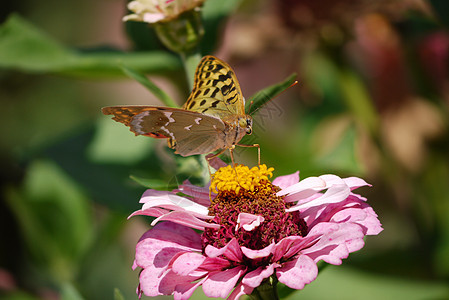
102,106 -> 228,156
183,56 -> 245,119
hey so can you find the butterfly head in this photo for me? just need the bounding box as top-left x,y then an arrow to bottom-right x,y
239,115 -> 253,135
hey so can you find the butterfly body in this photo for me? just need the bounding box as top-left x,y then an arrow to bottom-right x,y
102,56 -> 252,157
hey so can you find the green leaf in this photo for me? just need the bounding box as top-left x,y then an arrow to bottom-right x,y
130,175 -> 178,190
247,73 -> 297,115
121,65 -> 178,107
4,160 -> 93,283
0,14 -> 181,77
114,288 -> 125,300
61,283 -> 85,300
88,117 -> 155,166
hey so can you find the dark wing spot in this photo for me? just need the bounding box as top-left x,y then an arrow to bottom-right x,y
200,99 -> 207,106
221,84 -> 230,95
188,100 -> 196,109
218,74 -> 229,82
210,88 -> 219,98
226,94 -> 237,104
203,88 -> 210,96
214,64 -> 223,72
211,100 -> 220,108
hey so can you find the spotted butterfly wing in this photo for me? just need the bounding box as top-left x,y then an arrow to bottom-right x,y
102,56 -> 252,157
183,55 -> 245,119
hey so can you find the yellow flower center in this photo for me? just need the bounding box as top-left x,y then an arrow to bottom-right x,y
210,164 -> 274,194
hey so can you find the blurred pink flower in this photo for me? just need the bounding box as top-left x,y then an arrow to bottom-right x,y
123,0 -> 206,24
130,163 -> 382,299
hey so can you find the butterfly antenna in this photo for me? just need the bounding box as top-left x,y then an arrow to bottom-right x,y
248,100 -> 254,113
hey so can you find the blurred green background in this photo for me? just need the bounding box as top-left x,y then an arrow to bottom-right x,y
1,0 -> 449,299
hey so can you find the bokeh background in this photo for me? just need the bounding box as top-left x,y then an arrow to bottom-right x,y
1,0 -> 449,299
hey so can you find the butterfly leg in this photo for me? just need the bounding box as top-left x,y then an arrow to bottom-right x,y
236,143 -> 261,165
228,145 -> 243,185
205,149 -> 228,201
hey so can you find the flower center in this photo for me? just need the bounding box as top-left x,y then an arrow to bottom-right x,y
210,164 -> 274,195
202,164 -> 308,254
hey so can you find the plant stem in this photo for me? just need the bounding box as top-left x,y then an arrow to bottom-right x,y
180,49 -> 201,90
248,277 -> 280,300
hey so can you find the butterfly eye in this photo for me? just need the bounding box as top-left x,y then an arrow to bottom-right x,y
245,116 -> 253,134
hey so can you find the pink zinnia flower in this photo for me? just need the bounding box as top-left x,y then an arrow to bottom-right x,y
130,162 -> 383,299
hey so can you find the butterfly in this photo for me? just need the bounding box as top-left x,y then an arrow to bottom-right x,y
102,55 -> 254,158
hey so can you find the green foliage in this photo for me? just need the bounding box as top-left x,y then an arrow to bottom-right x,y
5,160 -> 93,283
0,14 -> 181,77
120,65 -> 178,107
114,288 -> 125,300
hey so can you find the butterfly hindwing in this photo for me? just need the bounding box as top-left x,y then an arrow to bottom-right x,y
102,106 -> 227,156
183,56 -> 245,119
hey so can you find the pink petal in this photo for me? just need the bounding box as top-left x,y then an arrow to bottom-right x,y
277,176 -> 326,197
241,242 -> 275,259
139,189 -> 176,202
228,283 -> 254,300
236,213 -> 265,231
141,193 -> 209,216
128,207 -> 169,219
151,211 -> 219,230
199,257 -> 231,271
202,266 -> 247,298
135,222 -> 201,269
343,177 -> 371,190
287,183 -> 350,211
276,255 -> 318,289
272,171 -> 300,189
359,206 -> 383,235
272,236 -> 305,262
242,264 -> 276,288
175,180 -> 213,207
205,239 -> 243,262
139,267 -> 165,296
158,270 -> 201,296
173,278 -> 205,300
302,223 -> 365,265
172,252 -> 206,276
332,202 -> 383,235
139,259 -> 203,296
